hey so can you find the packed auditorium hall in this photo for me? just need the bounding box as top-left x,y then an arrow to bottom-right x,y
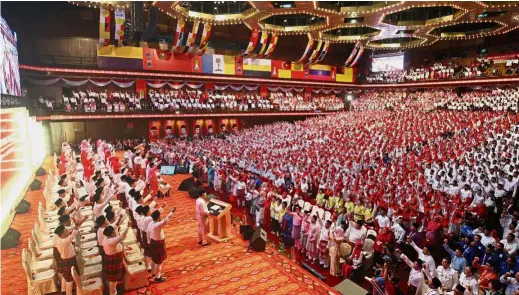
2,1 -> 519,295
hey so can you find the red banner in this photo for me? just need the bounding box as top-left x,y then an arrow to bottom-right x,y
218,119 -> 230,133
149,120 -> 162,142
192,119 -> 203,139
142,48 -> 193,72
135,79 -> 146,99
235,57 -> 244,76
192,55 -> 203,73
204,119 -> 215,136
229,118 -> 240,133
176,120 -> 188,139
164,119 -> 175,138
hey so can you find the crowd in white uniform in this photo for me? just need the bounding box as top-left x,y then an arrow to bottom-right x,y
436,87 -> 519,112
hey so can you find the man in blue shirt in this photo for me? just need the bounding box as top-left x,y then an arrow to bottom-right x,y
444,239 -> 468,273
500,256 -> 519,276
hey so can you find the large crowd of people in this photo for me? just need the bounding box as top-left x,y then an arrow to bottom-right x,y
26,83 -> 519,295
365,56 -> 519,84
31,88 -> 345,114
108,86 -> 518,294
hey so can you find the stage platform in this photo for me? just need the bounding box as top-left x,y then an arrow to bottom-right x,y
333,279 -> 367,295
1,156 -> 339,295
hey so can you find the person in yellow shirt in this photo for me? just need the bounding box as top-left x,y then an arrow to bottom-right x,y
353,199 -> 365,221
328,193 -> 337,211
344,197 -> 355,215
334,194 -> 344,213
316,189 -> 325,207
324,195 -> 333,211
364,201 -> 377,225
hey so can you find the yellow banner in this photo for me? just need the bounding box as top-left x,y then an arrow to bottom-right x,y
97,45 -> 143,59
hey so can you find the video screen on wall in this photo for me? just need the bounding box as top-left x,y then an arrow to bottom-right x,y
371,54 -> 404,72
0,17 -> 21,96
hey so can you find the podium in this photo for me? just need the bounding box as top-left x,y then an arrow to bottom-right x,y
207,199 -> 233,242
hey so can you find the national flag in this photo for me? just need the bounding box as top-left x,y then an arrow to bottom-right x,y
243,58 -> 271,77
201,54 -> 236,75
336,67 -> 354,82
271,60 -> 291,79
198,23 -> 212,49
291,63 -> 307,79
308,64 -> 336,81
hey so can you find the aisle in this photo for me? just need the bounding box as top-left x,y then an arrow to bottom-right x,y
154,174 -> 339,295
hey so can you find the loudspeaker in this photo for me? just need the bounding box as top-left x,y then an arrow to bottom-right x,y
302,262 -> 327,281
15,200 -> 31,214
240,225 -> 254,240
35,167 -> 46,176
1,228 -> 21,250
29,179 -> 42,191
178,177 -> 195,191
176,167 -> 189,174
249,228 -> 267,251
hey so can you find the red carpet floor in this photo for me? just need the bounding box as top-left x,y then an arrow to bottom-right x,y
1,157 -> 339,295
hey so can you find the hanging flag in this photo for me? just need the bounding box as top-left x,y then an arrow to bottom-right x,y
242,28 -> 260,57
315,41 -> 330,63
173,19 -> 186,49
197,23 -> 212,50
114,8 -> 126,46
308,64 -> 335,81
173,21 -> 194,52
344,42 -> 360,67
349,45 -> 364,67
99,8 -> 111,45
296,39 -> 315,63
252,32 -> 269,55
263,33 -> 279,57
306,40 -> 323,64
184,21 -> 200,53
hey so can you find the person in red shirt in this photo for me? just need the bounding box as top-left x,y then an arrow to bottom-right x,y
374,227 -> 394,264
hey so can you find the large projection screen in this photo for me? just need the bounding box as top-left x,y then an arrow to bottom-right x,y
371,54 -> 404,72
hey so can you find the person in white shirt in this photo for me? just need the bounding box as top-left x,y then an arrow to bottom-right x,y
374,208 -> 391,228
458,266 -> 479,295
391,216 -> 407,244
435,257 -> 459,292
54,224 -> 80,295
501,233 -> 519,255
147,208 -> 175,282
93,189 -> 116,218
345,219 -> 367,245
102,225 -> 129,295
398,250 -> 425,295
473,227 -> 497,248
195,190 -> 210,246
408,237 -> 437,277
500,272 -> 519,295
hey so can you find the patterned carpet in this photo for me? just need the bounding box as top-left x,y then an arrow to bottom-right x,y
1,157 -> 338,295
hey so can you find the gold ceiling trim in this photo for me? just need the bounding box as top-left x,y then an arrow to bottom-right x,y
78,0 -> 519,50
321,25 -> 381,43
